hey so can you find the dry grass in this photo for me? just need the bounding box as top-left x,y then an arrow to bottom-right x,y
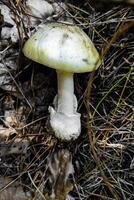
0,0 -> 134,199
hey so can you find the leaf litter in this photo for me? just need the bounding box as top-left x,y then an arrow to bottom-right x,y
0,0 -> 134,199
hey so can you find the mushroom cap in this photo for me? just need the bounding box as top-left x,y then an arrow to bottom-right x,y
23,23 -> 101,73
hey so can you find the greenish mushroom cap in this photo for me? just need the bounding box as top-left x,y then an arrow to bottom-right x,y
23,22 -> 101,73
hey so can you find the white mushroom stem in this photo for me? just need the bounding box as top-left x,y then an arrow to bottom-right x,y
57,70 -> 74,115
48,70 -> 81,141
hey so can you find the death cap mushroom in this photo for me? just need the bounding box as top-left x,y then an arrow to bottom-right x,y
23,22 -> 101,73
23,22 -> 101,141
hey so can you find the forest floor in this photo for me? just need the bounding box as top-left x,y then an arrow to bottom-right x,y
0,0 -> 134,199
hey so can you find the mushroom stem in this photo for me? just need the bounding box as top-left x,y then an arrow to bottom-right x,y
49,70 -> 80,141
57,70 -> 74,115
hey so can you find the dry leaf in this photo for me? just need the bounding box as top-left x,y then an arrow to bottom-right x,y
0,176 -> 31,200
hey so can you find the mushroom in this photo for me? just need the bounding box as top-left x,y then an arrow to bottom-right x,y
22,22 -> 101,141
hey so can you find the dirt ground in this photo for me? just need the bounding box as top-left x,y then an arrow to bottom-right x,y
0,0 -> 134,199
